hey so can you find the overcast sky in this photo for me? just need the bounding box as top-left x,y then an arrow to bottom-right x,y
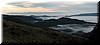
2,0 -> 98,15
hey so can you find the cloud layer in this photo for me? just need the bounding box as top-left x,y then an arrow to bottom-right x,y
3,1 -> 97,15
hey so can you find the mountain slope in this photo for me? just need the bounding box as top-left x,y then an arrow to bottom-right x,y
3,15 -> 95,28
3,18 -> 89,44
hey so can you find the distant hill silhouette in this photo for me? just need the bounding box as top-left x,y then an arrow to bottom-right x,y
65,13 -> 97,17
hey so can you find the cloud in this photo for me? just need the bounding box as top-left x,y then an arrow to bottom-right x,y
7,1 -> 85,8
8,1 -> 35,8
60,2 -> 97,13
3,2 -> 58,13
3,6 -> 56,12
3,1 -> 97,15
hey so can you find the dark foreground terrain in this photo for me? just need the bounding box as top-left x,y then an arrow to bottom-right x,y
2,14 -> 98,44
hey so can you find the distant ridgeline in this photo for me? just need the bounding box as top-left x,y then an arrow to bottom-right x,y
3,14 -> 96,28
66,13 -> 97,17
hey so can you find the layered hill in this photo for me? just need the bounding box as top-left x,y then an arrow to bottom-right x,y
2,15 -> 89,44
3,14 -> 95,28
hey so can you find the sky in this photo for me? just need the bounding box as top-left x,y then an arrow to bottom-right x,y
2,0 -> 98,16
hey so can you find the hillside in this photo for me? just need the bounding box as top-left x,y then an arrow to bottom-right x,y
88,24 -> 99,44
2,17 -> 89,44
3,14 -> 95,28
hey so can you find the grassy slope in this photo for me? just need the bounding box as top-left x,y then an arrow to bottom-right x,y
3,18 -> 89,44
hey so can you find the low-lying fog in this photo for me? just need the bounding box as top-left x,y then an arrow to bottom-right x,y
49,24 -> 96,34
